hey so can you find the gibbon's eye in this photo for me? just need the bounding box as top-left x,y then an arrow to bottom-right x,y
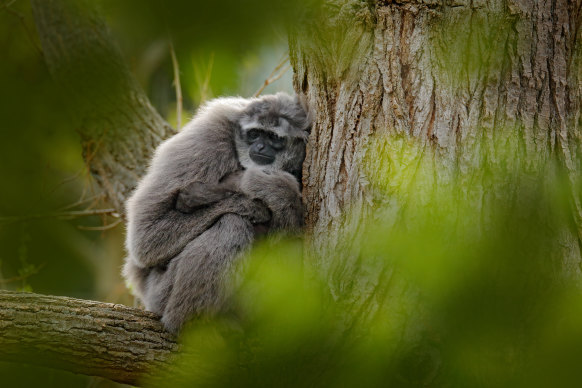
247,129 -> 261,142
269,133 -> 286,150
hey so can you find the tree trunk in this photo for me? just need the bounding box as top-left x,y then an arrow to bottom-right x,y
292,0 -> 582,294
290,0 -> 582,380
31,0 -> 175,213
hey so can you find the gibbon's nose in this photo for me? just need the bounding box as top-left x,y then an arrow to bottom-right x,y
256,143 -> 264,150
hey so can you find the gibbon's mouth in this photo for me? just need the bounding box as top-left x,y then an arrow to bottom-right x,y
250,152 -> 275,165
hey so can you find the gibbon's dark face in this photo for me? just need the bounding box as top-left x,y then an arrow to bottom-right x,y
235,93 -> 310,180
245,128 -> 286,165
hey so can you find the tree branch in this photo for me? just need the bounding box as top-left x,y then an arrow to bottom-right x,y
0,291 -> 177,386
30,0 -> 175,213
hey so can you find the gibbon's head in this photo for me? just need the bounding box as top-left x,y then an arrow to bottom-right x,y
235,93 -> 311,181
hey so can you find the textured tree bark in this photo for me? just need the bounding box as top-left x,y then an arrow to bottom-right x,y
290,0 -> 582,380
30,0 -> 175,213
292,0 -> 582,290
0,291 -> 176,386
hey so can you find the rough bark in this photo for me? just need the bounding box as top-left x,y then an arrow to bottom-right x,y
290,0 -> 582,380
292,0 -> 582,294
31,0 -> 175,213
0,290 -> 176,386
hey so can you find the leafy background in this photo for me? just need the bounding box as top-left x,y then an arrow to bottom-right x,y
1,1 -> 582,387
0,1 -> 296,385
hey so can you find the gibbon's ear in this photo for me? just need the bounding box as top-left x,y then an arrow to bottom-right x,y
231,114 -> 245,140
295,94 -> 313,135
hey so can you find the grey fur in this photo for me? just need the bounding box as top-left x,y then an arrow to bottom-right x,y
123,93 -> 310,333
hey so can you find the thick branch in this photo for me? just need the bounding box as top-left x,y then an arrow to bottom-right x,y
0,291 -> 177,386
31,0 -> 175,213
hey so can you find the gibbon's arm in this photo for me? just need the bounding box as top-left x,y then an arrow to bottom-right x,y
160,213 -> 255,333
126,182 -> 270,269
174,171 -> 245,212
239,168 -> 304,232
176,169 -> 304,232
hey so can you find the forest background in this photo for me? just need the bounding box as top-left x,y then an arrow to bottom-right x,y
1,0 -> 582,387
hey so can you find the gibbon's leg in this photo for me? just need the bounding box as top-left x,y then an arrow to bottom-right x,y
161,213 -> 254,333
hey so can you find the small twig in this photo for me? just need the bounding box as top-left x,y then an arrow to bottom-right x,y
0,263 -> 46,284
272,53 -> 290,74
193,53 -> 215,103
253,64 -> 292,97
260,54 -> 289,84
253,54 -> 291,97
1,1 -> 43,56
169,41 -> 183,130
77,218 -> 122,231
58,194 -> 105,212
56,208 -> 119,219
202,54 -> 214,102
82,133 -> 107,166
0,208 -> 118,225
38,165 -> 92,208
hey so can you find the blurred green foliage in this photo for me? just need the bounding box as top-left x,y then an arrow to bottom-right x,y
0,0 -> 298,386
159,157 -> 582,387
0,1 -> 98,298
432,9 -> 513,86
99,0 -> 310,122
1,0 -> 581,387
0,2 -> 111,384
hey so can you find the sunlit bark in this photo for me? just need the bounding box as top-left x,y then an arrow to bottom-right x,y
292,0 -> 581,292
291,0 -> 582,381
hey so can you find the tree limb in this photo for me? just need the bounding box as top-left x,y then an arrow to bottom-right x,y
30,0 -> 175,213
0,291 -> 177,386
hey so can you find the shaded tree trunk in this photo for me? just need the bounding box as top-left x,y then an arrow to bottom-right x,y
290,1 -> 582,381
291,0 -> 582,301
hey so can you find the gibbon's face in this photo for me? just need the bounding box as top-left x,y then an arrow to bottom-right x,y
244,128 -> 286,165
235,123 -> 306,182
235,94 -> 309,180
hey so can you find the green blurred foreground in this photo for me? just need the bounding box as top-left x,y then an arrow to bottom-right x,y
153,158 -> 582,387
1,1 -> 581,386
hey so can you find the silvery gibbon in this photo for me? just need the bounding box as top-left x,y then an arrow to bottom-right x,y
123,93 -> 310,333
